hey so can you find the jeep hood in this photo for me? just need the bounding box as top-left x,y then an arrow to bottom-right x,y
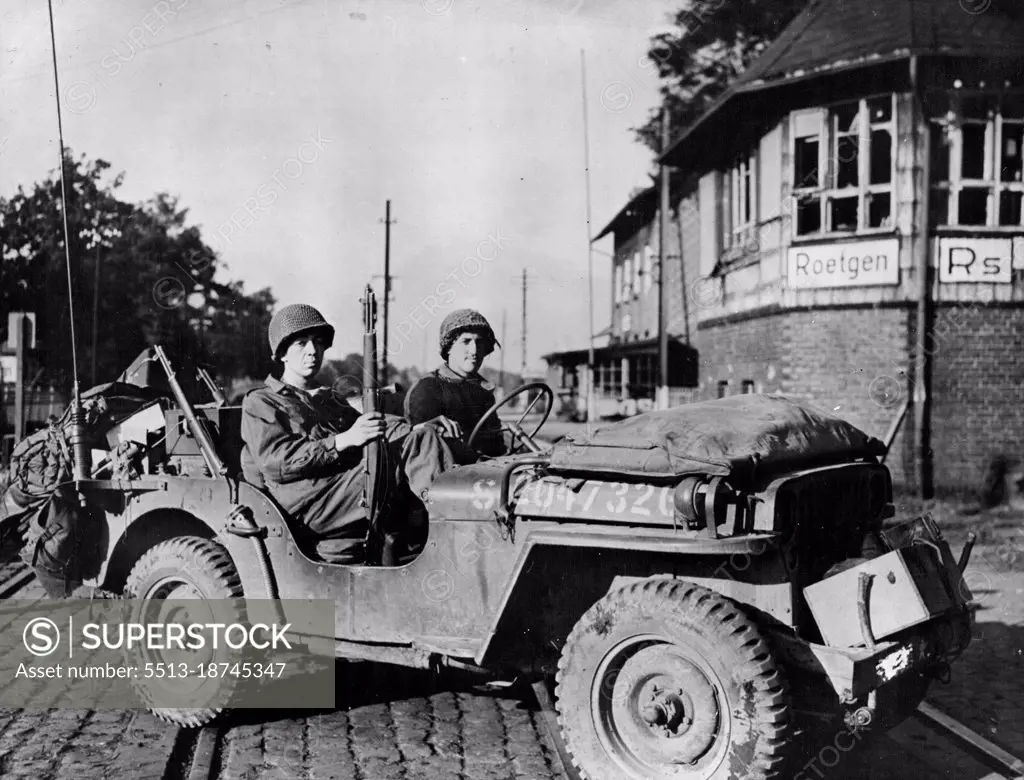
548,394 -> 886,480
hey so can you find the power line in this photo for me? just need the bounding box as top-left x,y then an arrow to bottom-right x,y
2,0 -> 318,85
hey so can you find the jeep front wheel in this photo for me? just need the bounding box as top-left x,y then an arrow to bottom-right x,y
555,579 -> 793,780
124,536 -> 246,728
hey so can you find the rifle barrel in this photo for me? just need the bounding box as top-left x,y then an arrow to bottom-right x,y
154,346 -> 227,476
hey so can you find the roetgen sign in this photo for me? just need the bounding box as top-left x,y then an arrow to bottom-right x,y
787,239 -> 899,289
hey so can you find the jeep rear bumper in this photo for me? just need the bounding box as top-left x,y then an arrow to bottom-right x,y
769,606 -> 973,704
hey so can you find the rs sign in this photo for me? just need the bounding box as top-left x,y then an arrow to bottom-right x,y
937,237 -> 1012,283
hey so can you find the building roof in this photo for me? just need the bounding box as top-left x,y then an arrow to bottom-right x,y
734,0 -> 1024,92
660,0 -> 1024,167
541,336 -> 694,364
592,186 -> 658,243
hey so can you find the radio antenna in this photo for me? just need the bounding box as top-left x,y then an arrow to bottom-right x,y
46,0 -> 90,482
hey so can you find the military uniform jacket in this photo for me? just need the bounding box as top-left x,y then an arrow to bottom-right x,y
240,375 -> 366,535
404,364 -> 504,459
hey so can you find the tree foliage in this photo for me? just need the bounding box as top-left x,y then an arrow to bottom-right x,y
0,153 -> 276,394
636,0 -> 808,153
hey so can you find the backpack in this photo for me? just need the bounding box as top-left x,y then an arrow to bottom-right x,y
6,416 -> 73,513
3,381 -> 168,515
20,485 -> 101,598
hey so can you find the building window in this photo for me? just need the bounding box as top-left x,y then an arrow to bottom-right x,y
633,250 -> 643,296
929,92 -> 1024,227
742,380 -> 756,394
716,380 -> 729,399
791,95 -> 896,236
617,254 -> 635,303
727,148 -> 757,246
642,244 -> 654,293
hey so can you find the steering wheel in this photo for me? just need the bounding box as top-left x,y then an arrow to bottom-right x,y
468,382 -> 555,455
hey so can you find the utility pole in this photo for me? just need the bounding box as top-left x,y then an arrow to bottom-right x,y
91,244 -> 100,386
581,48 -> 597,423
910,55 -> 933,499
380,200 -> 395,382
657,108 -> 671,411
521,268 -> 528,381
13,315 -> 26,443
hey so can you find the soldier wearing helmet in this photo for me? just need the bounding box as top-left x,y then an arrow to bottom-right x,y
404,309 -> 505,462
240,303 -> 457,564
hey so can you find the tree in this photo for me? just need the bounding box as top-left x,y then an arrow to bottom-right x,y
0,152 -> 276,395
635,0 -> 808,153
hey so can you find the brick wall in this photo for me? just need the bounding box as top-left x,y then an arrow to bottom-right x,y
931,304 -> 1024,490
696,310 -> 788,399
780,307 -> 913,487
696,306 -> 917,487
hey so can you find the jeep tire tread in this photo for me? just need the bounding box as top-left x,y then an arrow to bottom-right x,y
555,578 -> 793,780
124,536 -> 245,728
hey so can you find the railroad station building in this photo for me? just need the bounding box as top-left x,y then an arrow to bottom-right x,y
543,0 -> 1024,492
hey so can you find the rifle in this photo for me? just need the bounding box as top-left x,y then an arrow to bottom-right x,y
360,285 -> 387,561
153,345 -> 227,477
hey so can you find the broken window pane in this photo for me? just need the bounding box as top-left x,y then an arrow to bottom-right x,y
870,129 -> 892,184
961,124 -> 987,179
1001,124 -> 1023,182
925,91 -> 951,119
999,191 -> 1022,226
930,190 -> 950,226
796,195 -> 821,234
795,137 -> 819,188
744,168 -> 753,223
960,95 -> 995,120
868,96 -> 892,124
868,192 -> 891,227
958,187 -> 989,225
1003,93 -> 1024,119
830,196 -> 858,231
837,135 -> 859,188
930,124 -> 951,181
834,102 -> 860,134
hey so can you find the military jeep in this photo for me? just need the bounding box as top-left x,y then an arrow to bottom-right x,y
15,351 -> 975,780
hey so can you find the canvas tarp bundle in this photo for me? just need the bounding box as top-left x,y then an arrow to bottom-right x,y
548,394 -> 886,479
1,381 -> 167,521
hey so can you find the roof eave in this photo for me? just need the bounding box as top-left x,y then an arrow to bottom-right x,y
658,47 -> 1024,169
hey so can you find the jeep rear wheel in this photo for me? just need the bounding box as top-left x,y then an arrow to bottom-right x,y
555,579 -> 793,780
124,536 -> 245,728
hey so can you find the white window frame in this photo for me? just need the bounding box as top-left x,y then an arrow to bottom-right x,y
621,254 -> 633,302
642,244 -> 654,294
726,148 -> 758,247
930,92 -> 1024,228
790,95 -> 897,237
633,250 -> 643,297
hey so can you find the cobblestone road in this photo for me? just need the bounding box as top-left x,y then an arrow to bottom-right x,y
0,657 -> 1003,780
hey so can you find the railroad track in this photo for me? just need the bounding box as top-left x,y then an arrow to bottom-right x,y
0,537 -> 1019,780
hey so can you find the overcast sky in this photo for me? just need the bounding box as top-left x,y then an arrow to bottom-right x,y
1,0 -> 679,373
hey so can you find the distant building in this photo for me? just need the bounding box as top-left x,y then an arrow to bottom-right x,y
543,185 -> 699,420
543,0 -> 1024,492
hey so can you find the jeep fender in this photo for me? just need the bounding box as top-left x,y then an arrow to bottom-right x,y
94,479 -> 290,600
475,527 -> 794,674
